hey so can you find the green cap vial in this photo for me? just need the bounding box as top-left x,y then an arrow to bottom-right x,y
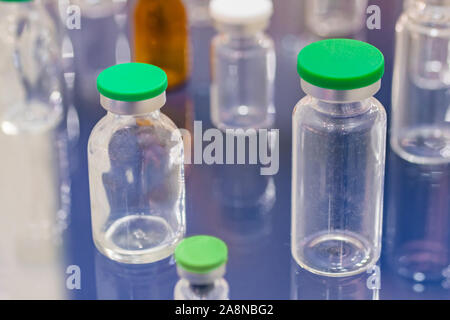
96,62 -> 169,115
174,236 -> 230,299
175,235 -> 228,274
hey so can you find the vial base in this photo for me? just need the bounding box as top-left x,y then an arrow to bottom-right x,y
94,215 -> 183,264
293,231 -> 378,277
211,104 -> 275,131
393,241 -> 449,282
1,101 -> 63,135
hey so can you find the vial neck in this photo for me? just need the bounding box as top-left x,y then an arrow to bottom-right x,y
188,283 -> 216,297
107,109 -> 161,120
311,99 -> 372,117
215,21 -> 268,38
100,92 -> 166,116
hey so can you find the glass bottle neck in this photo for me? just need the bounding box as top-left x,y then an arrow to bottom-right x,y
107,109 -> 161,119
215,21 -> 268,39
310,98 -> 372,117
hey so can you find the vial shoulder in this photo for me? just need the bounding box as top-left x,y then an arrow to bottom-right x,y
293,96 -> 387,134
88,112 -> 183,156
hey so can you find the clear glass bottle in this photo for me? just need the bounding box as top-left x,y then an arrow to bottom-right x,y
134,0 -> 190,90
387,0 -> 450,281
305,0 -> 368,37
209,0 -> 276,130
0,0 -> 63,135
88,63 -> 186,264
292,39 -> 387,277
174,235 -> 229,300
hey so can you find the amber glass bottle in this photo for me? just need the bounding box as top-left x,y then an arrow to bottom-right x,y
134,0 -> 190,90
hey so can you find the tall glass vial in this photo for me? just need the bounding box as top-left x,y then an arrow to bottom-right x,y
305,0 -> 368,37
387,0 -> 450,281
88,63 -> 186,264
134,0 -> 190,90
174,235 -> 229,300
209,0 -> 276,130
292,39 -> 386,277
0,0 -> 63,135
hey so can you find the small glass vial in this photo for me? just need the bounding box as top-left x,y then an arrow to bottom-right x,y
174,235 -> 229,300
88,63 -> 186,264
305,0 -> 368,37
134,0 -> 190,90
387,0 -> 450,281
0,0 -> 63,135
209,0 -> 276,130
292,39 -> 387,277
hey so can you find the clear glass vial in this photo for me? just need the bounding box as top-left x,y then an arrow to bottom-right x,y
209,0 -> 276,130
88,63 -> 186,264
174,235 -> 229,300
0,0 -> 63,135
291,39 -> 387,277
387,0 -> 450,281
305,0 -> 369,37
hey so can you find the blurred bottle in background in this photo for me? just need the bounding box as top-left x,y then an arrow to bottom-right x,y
0,123 -> 70,299
71,0 -> 127,19
305,0 -> 368,37
134,0 -> 190,90
209,0 -> 276,130
387,0 -> 450,282
0,0 -> 63,136
68,0 -> 130,104
183,0 -> 211,26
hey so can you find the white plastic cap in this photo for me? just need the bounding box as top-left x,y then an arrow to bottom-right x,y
209,0 -> 273,25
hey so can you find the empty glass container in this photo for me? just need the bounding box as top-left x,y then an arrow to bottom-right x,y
387,0 -> 450,281
305,0 -> 368,37
174,235 -> 229,300
292,39 -> 387,277
88,63 -> 186,264
0,0 -> 63,135
209,0 -> 276,130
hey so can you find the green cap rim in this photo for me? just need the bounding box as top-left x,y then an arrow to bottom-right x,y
297,39 -> 385,91
97,63 -> 168,102
174,235 -> 228,274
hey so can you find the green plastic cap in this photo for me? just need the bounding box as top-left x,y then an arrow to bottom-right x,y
175,236 -> 228,274
97,63 -> 168,102
0,0 -> 32,2
297,39 -> 385,91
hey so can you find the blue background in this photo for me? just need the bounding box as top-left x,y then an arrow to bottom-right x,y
59,0 -> 450,300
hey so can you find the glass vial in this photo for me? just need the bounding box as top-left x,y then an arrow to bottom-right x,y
291,39 -> 387,277
134,0 -> 190,90
0,0 -> 63,135
305,0 -> 368,37
174,235 -> 229,300
387,0 -> 450,281
88,63 -> 186,264
209,0 -> 276,130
